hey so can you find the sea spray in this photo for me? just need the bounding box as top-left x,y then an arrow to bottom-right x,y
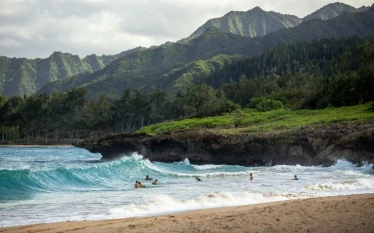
1,147 -> 374,227
108,192 -> 289,218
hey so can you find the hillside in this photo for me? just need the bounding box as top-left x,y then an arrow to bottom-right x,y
2,2 -> 370,98
37,7 -> 374,99
303,2 -> 366,22
137,103 -> 374,134
1,34 -> 373,145
184,2 -> 368,41
75,105 -> 374,166
0,47 -> 144,97
154,54 -> 246,96
186,7 -> 301,41
37,27 -> 255,99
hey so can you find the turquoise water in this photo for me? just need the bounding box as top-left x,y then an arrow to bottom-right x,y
1,147 -> 374,227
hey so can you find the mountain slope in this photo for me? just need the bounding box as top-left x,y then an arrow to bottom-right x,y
358,6 -> 370,12
38,7 -> 374,99
0,47 -> 144,97
185,2 -> 368,42
155,54 -> 246,96
302,2 -> 365,22
37,28 -> 255,98
187,7 -> 301,40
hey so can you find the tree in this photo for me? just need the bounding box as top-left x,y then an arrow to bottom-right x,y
357,41 -> 374,102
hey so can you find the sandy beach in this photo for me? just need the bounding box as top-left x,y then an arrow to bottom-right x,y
1,193 -> 373,233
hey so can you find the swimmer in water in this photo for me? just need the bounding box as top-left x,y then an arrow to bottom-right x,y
293,175 -> 299,180
196,177 -> 202,181
152,179 -> 158,185
145,175 -> 153,180
134,180 -> 140,188
139,182 -> 146,188
249,173 -> 253,180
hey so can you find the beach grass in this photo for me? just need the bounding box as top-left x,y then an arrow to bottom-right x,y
137,102 -> 374,135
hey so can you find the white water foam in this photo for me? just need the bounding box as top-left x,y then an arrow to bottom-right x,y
2,147 -> 374,228
192,164 -> 223,171
305,177 -> 374,191
108,192 -> 291,218
183,158 -> 190,165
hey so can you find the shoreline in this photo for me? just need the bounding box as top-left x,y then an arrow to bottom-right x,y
2,193 -> 374,233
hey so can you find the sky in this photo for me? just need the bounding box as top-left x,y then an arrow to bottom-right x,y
0,0 -> 372,59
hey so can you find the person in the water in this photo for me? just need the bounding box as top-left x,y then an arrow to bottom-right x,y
152,179 -> 158,185
196,177 -> 202,181
249,173 -> 253,180
139,182 -> 146,188
145,175 -> 153,180
293,175 -> 299,180
134,181 -> 140,188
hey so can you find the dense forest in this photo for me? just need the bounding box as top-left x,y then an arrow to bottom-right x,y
0,37 -> 373,143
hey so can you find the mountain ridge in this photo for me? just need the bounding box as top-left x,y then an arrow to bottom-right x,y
1,2 -> 372,98
183,2 -> 369,42
0,47 -> 145,97
302,2 -> 364,22
37,8 -> 374,99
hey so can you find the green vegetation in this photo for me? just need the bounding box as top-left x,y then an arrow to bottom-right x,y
138,103 -> 374,134
1,3 -> 374,143
37,7 -> 374,99
1,3 -> 371,100
302,2 -> 362,22
1,37 -> 373,143
38,27 -> 252,99
185,2 -> 366,42
155,54 -> 245,96
185,7 -> 301,41
0,47 -> 144,97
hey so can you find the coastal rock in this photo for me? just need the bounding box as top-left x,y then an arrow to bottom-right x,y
73,122 -> 374,166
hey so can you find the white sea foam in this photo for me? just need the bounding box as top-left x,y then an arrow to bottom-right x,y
305,177 -> 374,191
144,165 -> 251,177
143,159 -> 250,177
192,164 -> 223,171
2,147 -> 374,229
183,158 -> 190,165
108,192 -> 290,218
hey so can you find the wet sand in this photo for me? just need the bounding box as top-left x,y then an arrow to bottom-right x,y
1,193 -> 374,233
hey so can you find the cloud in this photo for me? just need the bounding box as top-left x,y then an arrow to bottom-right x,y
0,0 -> 372,58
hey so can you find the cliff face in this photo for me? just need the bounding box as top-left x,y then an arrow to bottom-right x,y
74,122 -> 374,166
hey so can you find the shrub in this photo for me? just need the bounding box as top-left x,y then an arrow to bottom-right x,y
255,99 -> 283,112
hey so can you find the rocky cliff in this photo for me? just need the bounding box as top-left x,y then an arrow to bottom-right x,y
74,121 -> 374,166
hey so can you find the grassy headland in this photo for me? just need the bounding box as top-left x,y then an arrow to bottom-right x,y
138,103 -> 374,135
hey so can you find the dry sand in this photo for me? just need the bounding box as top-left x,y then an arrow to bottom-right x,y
1,194 -> 374,233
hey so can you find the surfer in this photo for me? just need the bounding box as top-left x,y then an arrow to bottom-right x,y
196,177 -> 202,181
293,175 -> 299,180
249,173 -> 253,180
152,179 -> 158,185
145,175 -> 153,180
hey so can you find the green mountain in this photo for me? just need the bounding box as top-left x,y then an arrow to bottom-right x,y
302,2 -> 366,22
37,7 -> 374,99
0,47 -> 144,97
37,27 -> 255,98
186,7 -> 301,41
184,2 -> 368,42
154,54 -> 245,96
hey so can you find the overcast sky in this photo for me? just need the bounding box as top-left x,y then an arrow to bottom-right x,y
0,0 -> 372,59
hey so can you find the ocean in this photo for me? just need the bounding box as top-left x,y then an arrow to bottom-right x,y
1,146 -> 374,227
